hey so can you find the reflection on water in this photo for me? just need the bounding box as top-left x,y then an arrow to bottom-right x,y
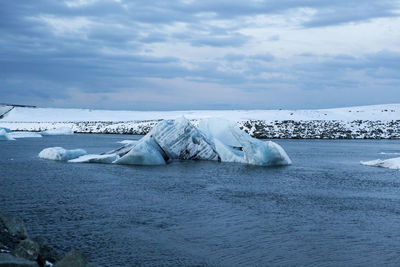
1,135 -> 400,266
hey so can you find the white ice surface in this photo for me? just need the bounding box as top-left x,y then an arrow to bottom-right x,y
0,129 -> 15,141
8,132 -> 42,138
198,118 -> 241,147
41,127 -> 74,136
69,153 -> 119,164
361,158 -> 400,170
115,136 -> 166,165
213,138 -> 246,163
38,147 -> 87,161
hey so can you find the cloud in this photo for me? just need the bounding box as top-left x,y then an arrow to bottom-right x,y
0,0 -> 399,109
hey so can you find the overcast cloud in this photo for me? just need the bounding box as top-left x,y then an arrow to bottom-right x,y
1,0 -> 400,110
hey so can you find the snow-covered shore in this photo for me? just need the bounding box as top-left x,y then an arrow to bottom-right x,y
1,104 -> 399,139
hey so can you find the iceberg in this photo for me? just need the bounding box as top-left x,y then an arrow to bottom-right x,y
0,129 -> 15,141
38,117 -> 292,167
8,132 -> 42,138
41,127 -> 74,136
69,153 -> 119,164
38,147 -> 87,161
361,158 -> 400,170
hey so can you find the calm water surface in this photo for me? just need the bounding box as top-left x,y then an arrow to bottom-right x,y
1,134 -> 400,266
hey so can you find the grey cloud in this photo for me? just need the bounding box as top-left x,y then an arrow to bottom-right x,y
0,0 -> 399,109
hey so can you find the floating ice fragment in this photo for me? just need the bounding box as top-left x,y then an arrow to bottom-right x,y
0,127 -> 11,133
0,129 -> 15,141
8,132 -> 42,138
38,147 -> 87,161
361,157 -> 400,170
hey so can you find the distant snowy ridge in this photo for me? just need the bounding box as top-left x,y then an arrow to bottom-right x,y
1,104 -> 400,139
1,104 -> 400,122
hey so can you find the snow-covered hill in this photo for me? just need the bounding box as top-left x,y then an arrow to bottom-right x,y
1,104 -> 399,122
1,104 -> 399,139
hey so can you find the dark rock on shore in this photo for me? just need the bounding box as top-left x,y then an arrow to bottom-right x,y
0,214 -> 28,240
13,240 -> 39,262
32,238 -> 61,266
1,214 -> 90,267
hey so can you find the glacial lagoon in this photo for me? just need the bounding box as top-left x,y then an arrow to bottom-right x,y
1,134 -> 400,266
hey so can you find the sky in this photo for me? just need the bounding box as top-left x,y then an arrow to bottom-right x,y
1,0 -> 400,110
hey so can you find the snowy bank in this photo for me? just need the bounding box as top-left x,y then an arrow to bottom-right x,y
1,104 -> 400,139
361,158 -> 400,170
2,104 -> 400,122
38,147 -> 87,161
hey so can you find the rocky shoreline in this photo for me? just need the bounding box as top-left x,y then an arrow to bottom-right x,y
1,119 -> 400,139
0,213 -> 91,267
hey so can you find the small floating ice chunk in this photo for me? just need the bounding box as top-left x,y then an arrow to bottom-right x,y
0,129 -> 15,141
361,157 -> 400,170
379,152 -> 400,155
38,147 -> 87,161
8,132 -> 42,138
69,153 -> 119,164
115,136 -> 167,165
41,127 -> 74,136
0,127 -> 11,133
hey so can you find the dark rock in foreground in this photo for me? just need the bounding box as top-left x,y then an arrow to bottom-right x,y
1,214 -> 89,267
0,214 -> 28,241
13,240 -> 39,262
53,251 -> 88,267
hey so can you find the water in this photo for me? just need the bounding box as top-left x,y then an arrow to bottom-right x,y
1,135 -> 400,266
